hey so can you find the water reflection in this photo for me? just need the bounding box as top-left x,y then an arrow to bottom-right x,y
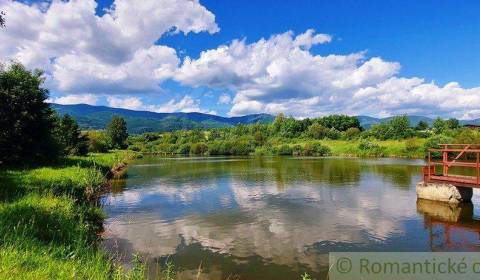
417,199 -> 480,251
102,157 -> 480,280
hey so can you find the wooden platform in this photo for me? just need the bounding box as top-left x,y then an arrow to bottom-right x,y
428,175 -> 480,188
424,144 -> 480,188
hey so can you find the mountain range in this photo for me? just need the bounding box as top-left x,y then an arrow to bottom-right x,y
51,103 -> 274,134
51,103 -> 480,133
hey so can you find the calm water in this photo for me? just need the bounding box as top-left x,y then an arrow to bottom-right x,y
101,157 -> 480,280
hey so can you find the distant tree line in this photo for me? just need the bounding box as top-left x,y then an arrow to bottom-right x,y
128,111 -> 479,157
0,63 -> 128,166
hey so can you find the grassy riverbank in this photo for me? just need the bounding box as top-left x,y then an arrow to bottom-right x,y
0,151 -> 144,279
130,137 -> 428,159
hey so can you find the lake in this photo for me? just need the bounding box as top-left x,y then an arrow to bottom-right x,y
101,156 -> 480,279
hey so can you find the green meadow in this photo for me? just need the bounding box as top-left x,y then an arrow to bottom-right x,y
0,151 -> 147,280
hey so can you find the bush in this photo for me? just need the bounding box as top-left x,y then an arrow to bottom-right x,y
292,145 -> 303,156
358,139 -> 385,157
177,143 -> 191,155
424,135 -> 453,150
303,142 -> 330,156
345,127 -> 361,140
326,128 -> 341,140
453,129 -> 480,144
277,144 -> 293,155
54,114 -> 88,156
85,131 -> 109,153
307,123 -> 329,139
230,140 -> 254,155
423,135 -> 454,158
190,143 -> 208,155
404,138 -> 420,153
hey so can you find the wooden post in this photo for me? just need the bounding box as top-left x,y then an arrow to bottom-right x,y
428,151 -> 431,181
442,150 -> 448,176
477,152 -> 479,186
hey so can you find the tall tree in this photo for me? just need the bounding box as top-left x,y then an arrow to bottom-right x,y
446,118 -> 460,129
415,120 -> 429,131
54,114 -> 88,156
106,116 -> 128,149
0,63 -> 58,165
432,118 -> 447,134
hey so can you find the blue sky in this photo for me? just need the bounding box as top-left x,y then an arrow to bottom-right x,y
2,0 -> 480,118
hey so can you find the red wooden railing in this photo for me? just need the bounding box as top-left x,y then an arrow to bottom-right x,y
424,144 -> 480,188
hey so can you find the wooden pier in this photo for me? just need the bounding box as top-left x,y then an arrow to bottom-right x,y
424,144 -> 480,188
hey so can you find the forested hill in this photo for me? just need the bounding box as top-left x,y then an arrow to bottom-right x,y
51,103 -> 274,134
51,103 -> 480,134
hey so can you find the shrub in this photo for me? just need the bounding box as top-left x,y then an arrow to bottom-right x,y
156,143 -> 176,154
190,143 -> 208,155
303,142 -> 330,156
453,129 -> 480,144
177,143 -> 191,155
345,127 -> 361,140
358,139 -> 385,157
85,131 -> 109,153
307,123 -> 329,139
404,138 -> 420,153
54,114 -> 88,156
292,144 -> 303,156
423,135 -> 454,158
277,144 -> 293,155
326,128 -> 341,140
424,135 -> 453,151
230,140 -> 254,155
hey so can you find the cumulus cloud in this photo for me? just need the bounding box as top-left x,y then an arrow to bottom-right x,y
47,94 -> 98,105
176,29 -> 480,118
107,96 -> 143,110
102,95 -> 216,114
0,0 -> 218,94
218,93 -> 232,104
148,95 -> 216,114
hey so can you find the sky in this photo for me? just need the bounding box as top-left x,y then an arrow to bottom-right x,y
1,0 -> 480,118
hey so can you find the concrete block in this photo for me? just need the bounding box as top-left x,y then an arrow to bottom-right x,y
416,181 -> 473,204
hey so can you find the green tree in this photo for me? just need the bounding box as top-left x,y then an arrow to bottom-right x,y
55,114 -> 88,156
415,120 -> 429,131
307,123 -> 328,139
85,131 -> 109,153
0,63 -> 59,165
389,115 -> 411,139
446,118 -> 460,129
432,118 -> 447,134
345,127 -> 361,139
106,116 -> 128,149
273,113 -> 286,133
317,115 -> 361,131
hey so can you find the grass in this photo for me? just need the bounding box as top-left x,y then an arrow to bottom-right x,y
0,151 -> 143,279
320,139 -> 426,158
251,138 -> 427,158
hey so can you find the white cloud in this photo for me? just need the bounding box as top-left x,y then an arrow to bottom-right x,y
0,0 -> 218,94
103,95 -> 216,114
176,29 -> 480,118
47,94 -> 98,105
148,95 -> 213,114
218,93 -> 232,104
107,96 -> 143,110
